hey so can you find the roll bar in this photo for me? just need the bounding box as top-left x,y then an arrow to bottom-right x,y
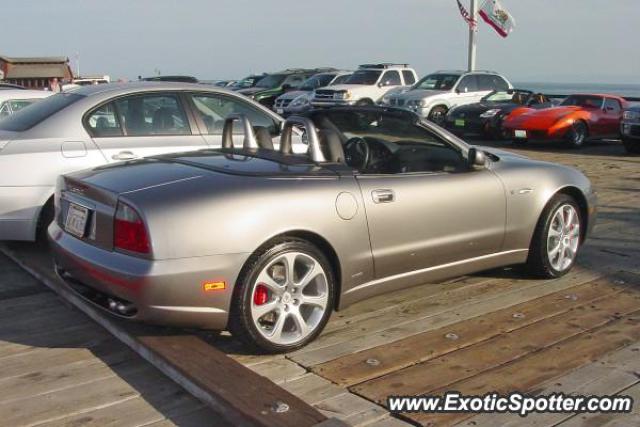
280,116 -> 326,163
221,113 -> 258,150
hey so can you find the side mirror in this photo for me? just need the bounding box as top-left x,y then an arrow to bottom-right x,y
467,147 -> 487,168
377,82 -> 383,88
282,84 -> 292,92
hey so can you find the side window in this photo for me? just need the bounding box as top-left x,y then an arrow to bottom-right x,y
86,102 -> 123,137
402,70 -> 416,85
114,94 -> 190,136
285,75 -> 305,88
477,75 -> 494,91
190,93 -> 278,135
456,75 -> 479,93
381,71 -> 401,86
604,98 -> 621,113
492,76 -> 509,91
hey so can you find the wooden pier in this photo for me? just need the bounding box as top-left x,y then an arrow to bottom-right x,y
1,138 -> 639,426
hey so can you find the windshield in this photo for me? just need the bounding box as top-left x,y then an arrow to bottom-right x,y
255,74 -> 287,88
413,74 -> 461,91
300,74 -> 336,91
483,90 -> 530,103
0,93 -> 83,132
346,70 -> 382,85
560,95 -> 604,109
233,76 -> 260,88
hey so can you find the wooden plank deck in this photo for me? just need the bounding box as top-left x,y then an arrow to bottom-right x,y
1,138 -> 639,426
0,253 -> 221,427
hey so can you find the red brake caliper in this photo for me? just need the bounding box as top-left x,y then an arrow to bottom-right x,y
254,284 -> 269,305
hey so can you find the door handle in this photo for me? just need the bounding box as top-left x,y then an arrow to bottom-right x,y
372,189 -> 395,203
111,151 -> 138,161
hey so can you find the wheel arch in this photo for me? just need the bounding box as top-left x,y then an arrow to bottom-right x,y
248,230 -> 343,311
555,186 -> 590,242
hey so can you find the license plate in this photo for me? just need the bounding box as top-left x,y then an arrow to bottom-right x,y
455,119 -> 465,127
65,203 -> 89,238
514,130 -> 527,138
276,108 -> 284,114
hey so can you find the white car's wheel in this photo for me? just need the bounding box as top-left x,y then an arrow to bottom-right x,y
230,238 -> 334,353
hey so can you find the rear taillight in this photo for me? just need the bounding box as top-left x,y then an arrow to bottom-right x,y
114,202 -> 150,254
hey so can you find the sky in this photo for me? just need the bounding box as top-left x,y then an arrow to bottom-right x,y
3,0 -> 639,84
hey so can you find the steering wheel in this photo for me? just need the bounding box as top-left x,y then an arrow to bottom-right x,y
344,137 -> 371,171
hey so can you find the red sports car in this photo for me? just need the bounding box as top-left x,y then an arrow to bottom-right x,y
502,94 -> 627,148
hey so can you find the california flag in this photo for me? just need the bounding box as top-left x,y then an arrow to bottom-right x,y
479,0 -> 515,37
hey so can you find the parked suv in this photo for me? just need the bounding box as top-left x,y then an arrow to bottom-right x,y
311,64 -> 418,108
383,70 -> 512,124
273,71 -> 352,116
238,68 -> 333,109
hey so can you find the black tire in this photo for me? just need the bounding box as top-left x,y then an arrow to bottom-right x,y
356,98 -> 374,106
36,200 -> 54,245
622,136 -> 640,154
428,105 -> 448,125
228,237 -> 335,353
563,121 -> 588,148
525,194 -> 582,279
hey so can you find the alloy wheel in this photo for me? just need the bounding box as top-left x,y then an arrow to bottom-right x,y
250,251 -> 329,345
546,204 -> 580,271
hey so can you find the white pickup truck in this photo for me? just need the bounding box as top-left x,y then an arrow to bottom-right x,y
311,63 -> 418,108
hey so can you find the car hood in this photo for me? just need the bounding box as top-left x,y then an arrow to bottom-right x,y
450,102 -> 518,117
319,84 -> 373,92
505,106 -> 581,128
67,150 -> 335,195
238,87 -> 267,96
278,90 -> 310,101
393,89 -> 448,101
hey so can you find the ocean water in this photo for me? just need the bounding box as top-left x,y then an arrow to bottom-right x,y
514,82 -> 640,100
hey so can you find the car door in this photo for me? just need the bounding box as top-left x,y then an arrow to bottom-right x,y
355,126 -> 506,278
85,92 -> 207,163
601,98 -> 623,137
452,75 -> 486,107
376,70 -> 403,100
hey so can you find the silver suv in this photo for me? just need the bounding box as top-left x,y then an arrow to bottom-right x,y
382,70 -> 512,124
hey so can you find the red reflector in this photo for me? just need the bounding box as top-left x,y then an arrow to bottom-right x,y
254,284 -> 269,305
114,202 -> 150,254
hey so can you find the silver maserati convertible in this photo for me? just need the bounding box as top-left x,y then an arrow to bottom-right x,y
49,107 -> 596,352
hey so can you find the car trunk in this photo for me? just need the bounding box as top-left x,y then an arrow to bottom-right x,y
56,152 -> 333,252
57,159 -> 206,252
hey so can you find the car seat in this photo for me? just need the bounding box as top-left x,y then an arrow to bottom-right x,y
317,129 -> 345,163
253,126 -> 274,150
152,108 -> 176,133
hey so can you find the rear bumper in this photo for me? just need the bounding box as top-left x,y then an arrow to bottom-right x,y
49,221 -> 249,330
0,185 -> 53,241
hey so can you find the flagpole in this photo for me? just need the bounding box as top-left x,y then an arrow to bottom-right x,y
467,0 -> 478,71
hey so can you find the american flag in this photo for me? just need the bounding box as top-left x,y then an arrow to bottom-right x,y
456,0 -> 477,29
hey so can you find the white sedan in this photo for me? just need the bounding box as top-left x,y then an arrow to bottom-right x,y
0,82 -> 291,241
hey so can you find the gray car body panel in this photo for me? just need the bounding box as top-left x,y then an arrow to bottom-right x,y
49,111 -> 596,330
